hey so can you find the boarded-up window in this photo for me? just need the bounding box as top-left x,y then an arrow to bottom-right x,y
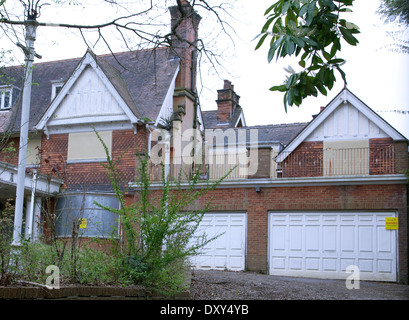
27,138 -> 41,165
206,147 -> 248,180
323,140 -> 369,176
67,131 -> 112,161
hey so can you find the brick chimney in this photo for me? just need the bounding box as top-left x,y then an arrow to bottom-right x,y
217,80 -> 240,124
169,1 -> 201,92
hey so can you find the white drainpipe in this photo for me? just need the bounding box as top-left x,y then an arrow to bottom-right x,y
25,168 -> 38,240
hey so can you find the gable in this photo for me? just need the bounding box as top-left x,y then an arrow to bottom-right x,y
306,101 -> 389,141
276,88 -> 407,163
36,51 -> 139,135
48,66 -> 128,126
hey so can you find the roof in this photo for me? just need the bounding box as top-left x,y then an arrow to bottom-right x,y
0,47 -> 180,133
246,123 -> 308,146
202,106 -> 245,129
205,122 -> 307,148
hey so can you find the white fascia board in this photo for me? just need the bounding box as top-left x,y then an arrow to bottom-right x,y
35,58 -> 87,130
130,173 -> 408,190
155,64 -> 180,126
234,112 -> 246,127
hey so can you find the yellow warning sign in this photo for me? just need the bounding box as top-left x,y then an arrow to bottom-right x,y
79,218 -> 87,229
385,217 -> 398,230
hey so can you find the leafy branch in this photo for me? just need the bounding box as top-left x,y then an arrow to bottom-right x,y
256,0 -> 360,111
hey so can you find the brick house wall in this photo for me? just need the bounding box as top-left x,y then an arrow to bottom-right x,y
369,138 -> 396,175
281,141 -> 323,177
39,126 -> 148,190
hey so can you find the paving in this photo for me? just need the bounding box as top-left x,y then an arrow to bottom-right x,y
190,270 -> 409,300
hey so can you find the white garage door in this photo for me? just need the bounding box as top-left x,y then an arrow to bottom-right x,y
190,213 -> 246,271
268,212 -> 397,281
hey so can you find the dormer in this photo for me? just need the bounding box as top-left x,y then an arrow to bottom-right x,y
0,85 -> 20,110
51,80 -> 65,100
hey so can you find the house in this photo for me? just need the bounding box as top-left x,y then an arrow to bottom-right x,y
0,1 -> 408,284
0,1 -> 202,240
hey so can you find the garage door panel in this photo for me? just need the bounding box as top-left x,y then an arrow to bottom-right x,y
306,258 -> 320,271
306,226 -> 319,251
377,227 -> 393,253
340,226 -> 355,252
323,226 -> 337,251
190,213 -> 246,271
289,226 -> 302,251
269,211 -> 397,282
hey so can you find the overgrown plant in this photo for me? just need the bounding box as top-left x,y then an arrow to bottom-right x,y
0,199 -> 14,285
94,128 -> 230,295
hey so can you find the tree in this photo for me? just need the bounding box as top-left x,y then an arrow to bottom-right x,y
255,0 -> 360,111
378,0 -> 409,25
377,0 -> 409,54
0,0 -> 235,72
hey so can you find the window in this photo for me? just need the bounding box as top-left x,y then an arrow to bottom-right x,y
0,87 -> 12,110
67,131 -> 112,162
51,81 -> 64,99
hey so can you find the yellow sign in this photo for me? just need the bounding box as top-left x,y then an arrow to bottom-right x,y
79,218 -> 87,229
385,217 -> 398,230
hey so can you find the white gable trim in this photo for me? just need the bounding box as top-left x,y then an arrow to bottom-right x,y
234,112 -> 246,127
35,51 -> 138,132
275,88 -> 407,163
155,65 -> 179,126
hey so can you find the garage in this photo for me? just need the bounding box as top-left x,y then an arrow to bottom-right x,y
190,213 -> 246,271
268,211 -> 397,282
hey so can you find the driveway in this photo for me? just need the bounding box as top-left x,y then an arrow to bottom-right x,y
190,270 -> 409,300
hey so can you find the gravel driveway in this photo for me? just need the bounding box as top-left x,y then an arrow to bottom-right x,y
190,270 -> 409,300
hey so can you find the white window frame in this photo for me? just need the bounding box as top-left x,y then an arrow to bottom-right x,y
51,81 -> 64,100
0,86 -> 12,110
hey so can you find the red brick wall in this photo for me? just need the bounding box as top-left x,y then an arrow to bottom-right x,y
0,137 -> 19,165
282,141 -> 323,177
39,127 -> 148,189
370,138 -> 396,175
184,183 -> 408,283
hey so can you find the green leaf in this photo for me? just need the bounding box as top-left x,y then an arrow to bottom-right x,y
335,65 -> 347,83
328,58 -> 345,64
322,50 -> 331,61
262,16 -> 276,33
270,84 -> 287,92
304,37 -> 319,48
306,1 -> 316,26
299,3 -> 309,17
299,60 -> 306,68
264,3 -> 277,16
255,34 -> 268,50
292,36 -> 305,48
340,27 -> 359,46
281,0 -> 290,14
285,37 -> 295,55
267,36 -> 284,62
